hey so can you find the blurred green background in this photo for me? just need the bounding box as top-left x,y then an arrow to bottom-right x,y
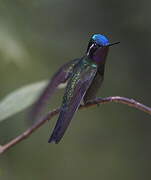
0,0 -> 151,179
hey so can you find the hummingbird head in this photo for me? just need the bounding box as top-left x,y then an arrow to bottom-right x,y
86,34 -> 119,64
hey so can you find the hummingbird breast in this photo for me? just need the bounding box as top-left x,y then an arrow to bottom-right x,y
83,67 -> 104,103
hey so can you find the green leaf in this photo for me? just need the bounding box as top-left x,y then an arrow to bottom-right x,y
0,79 -> 67,122
0,80 -> 48,122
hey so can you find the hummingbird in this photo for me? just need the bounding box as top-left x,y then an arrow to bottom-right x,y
31,34 -> 120,143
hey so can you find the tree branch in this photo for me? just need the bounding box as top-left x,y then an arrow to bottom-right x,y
0,96 -> 151,154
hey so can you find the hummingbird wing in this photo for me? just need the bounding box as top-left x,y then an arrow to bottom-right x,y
48,62 -> 97,143
30,59 -> 80,122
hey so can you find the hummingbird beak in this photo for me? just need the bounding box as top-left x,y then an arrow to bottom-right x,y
108,41 -> 120,47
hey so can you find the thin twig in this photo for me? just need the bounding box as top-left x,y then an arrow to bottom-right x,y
0,96 -> 150,154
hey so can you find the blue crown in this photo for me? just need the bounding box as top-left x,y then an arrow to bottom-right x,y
92,34 -> 109,46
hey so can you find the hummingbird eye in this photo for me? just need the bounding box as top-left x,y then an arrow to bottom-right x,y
86,41 -> 101,54
95,43 -> 102,48
86,42 -> 99,57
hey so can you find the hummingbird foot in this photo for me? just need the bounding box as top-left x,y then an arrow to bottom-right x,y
84,97 -> 103,107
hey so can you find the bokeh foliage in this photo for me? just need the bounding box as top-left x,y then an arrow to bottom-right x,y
0,0 -> 151,180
